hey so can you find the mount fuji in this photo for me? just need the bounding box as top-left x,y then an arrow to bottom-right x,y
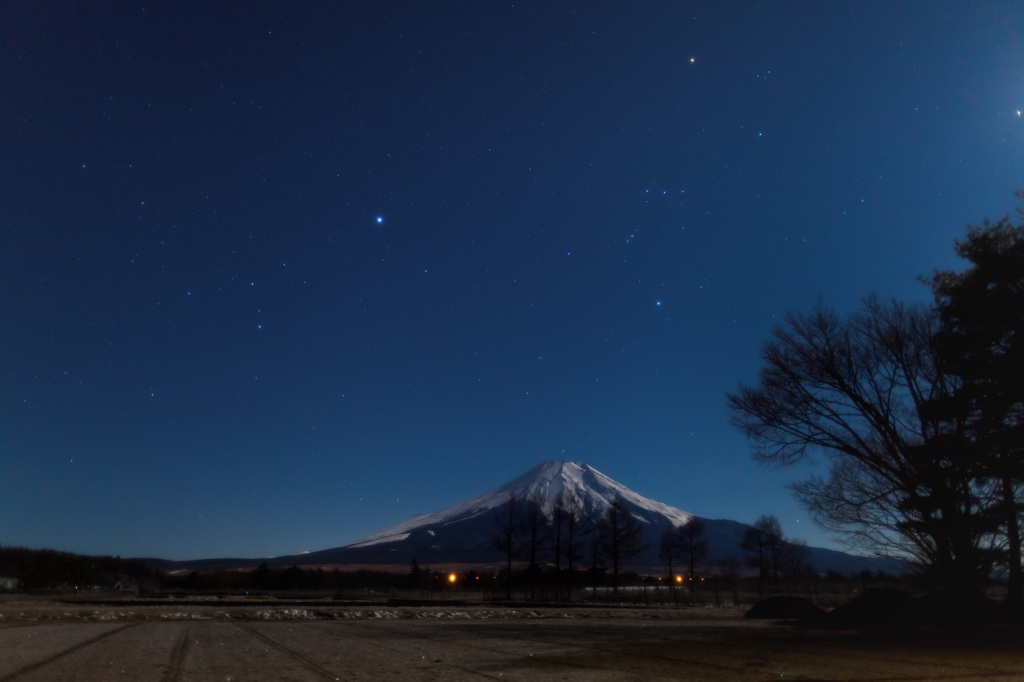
273,461 -> 901,575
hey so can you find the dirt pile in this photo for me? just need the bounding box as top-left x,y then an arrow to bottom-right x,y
826,589 -> 1017,628
744,596 -> 824,620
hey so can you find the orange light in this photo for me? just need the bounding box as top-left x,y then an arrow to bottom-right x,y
448,573 -> 457,583
676,575 -> 682,583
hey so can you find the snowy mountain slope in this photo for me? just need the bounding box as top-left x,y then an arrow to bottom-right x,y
349,461 -> 691,550
279,461 -> 903,574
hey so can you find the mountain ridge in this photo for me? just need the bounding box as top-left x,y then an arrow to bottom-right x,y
146,461 -> 905,575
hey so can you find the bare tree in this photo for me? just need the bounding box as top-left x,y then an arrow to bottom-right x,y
780,538 -> 813,578
728,297 -> 1000,596
491,492 -> 522,600
561,491 -> 588,601
550,497 -> 566,601
550,490 -> 589,602
661,518 -> 708,602
597,497 -> 648,592
740,515 -> 784,598
658,525 -> 684,601
679,517 -> 709,586
523,490 -> 548,599
587,532 -> 605,595
714,557 -> 740,606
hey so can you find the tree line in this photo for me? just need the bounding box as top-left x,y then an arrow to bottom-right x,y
728,191 -> 1024,605
0,545 -> 152,591
493,491 -> 660,600
491,489 -> 819,602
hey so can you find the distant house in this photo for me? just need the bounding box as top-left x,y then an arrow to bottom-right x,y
0,576 -> 21,593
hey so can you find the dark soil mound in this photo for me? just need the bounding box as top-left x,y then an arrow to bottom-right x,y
826,588 -> 914,625
906,593 -> 1010,626
745,596 -> 825,620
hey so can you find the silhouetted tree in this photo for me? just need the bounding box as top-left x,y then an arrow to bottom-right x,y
277,564 -> 303,591
728,297 -> 999,596
715,557 -> 740,606
560,491 -> 588,601
251,562 -> 271,591
408,558 -> 425,590
741,515 -> 784,598
550,498 -> 565,601
658,524 -> 684,600
523,490 -> 548,599
587,532 -> 605,594
780,538 -> 813,578
928,197 -> 1024,606
597,497 -> 648,592
679,518 -> 709,588
491,492 -> 522,599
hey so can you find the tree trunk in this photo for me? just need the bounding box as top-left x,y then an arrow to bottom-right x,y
1003,475 -> 1022,608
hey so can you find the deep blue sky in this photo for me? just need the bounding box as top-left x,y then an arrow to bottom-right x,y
2,2 -> 1022,560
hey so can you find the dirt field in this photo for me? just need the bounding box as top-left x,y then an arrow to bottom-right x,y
0,599 -> 1021,681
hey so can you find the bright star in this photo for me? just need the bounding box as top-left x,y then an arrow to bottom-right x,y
375,216 -> 384,224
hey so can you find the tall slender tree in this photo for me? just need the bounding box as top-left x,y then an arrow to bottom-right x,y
740,515 -> 784,598
550,496 -> 566,601
491,493 -> 522,599
562,492 -> 588,601
658,524 -> 684,600
679,518 -> 709,588
523,490 -> 548,599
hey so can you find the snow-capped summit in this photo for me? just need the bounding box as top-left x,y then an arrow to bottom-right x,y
349,461 -> 692,551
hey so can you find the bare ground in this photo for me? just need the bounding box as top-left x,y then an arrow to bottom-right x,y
0,598 -> 1021,681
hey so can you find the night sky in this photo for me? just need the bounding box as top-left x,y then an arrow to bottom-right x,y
3,2 -> 1022,561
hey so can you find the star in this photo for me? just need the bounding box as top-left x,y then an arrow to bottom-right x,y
375,216 -> 384,224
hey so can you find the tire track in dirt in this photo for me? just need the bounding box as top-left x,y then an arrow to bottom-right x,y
350,620 -> 720,675
249,621 -> 508,680
0,623 -> 138,682
331,620 -> 619,680
232,622 -> 341,681
161,625 -> 189,682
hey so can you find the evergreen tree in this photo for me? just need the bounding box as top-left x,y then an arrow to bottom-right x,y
928,196 -> 1024,606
